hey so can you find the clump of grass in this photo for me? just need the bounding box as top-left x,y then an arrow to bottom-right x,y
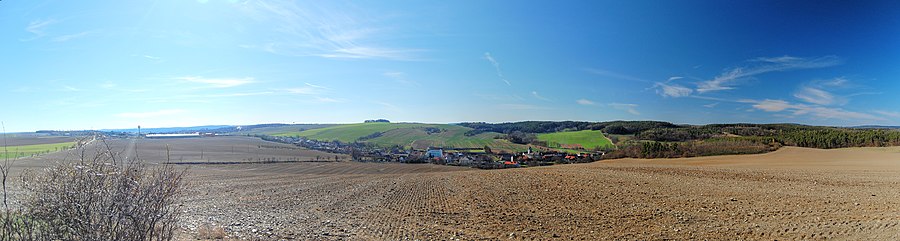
197,223 -> 227,240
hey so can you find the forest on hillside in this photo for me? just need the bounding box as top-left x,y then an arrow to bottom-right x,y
460,121 -> 900,158
460,121 -> 678,135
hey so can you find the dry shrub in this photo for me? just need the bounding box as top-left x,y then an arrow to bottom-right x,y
0,139 -> 187,241
197,223 -> 227,240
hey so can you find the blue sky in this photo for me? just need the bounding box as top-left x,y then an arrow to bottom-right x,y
1,0 -> 899,132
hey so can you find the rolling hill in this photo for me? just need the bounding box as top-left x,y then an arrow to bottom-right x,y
267,123 -> 531,152
236,124 -> 334,135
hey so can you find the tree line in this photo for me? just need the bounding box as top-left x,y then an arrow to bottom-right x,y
633,124 -> 900,149
459,121 -> 900,158
460,121 -> 679,136
612,125 -> 900,158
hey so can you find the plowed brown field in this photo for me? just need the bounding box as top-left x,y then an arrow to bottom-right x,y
180,146 -> 900,240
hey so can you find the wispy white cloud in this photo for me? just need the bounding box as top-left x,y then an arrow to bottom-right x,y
496,104 -> 546,110
99,81 -> 117,89
793,86 -> 837,105
313,97 -> 344,103
793,77 -> 853,105
818,77 -> 848,87
531,91 -> 551,101
484,52 -> 511,85
115,109 -> 186,118
303,82 -> 328,90
375,101 -> 402,112
285,83 -> 344,103
576,99 -> 595,105
698,68 -> 741,93
794,107 -> 881,121
238,0 -> 422,60
697,55 -> 841,93
744,99 -> 792,112
874,111 -> 900,118
318,47 -> 422,60
207,91 -> 274,98
130,54 -> 164,63
752,56 -> 804,63
93,81 -> 151,93
176,76 -> 255,88
742,99 -> 882,121
383,71 -> 405,79
52,31 -> 93,42
152,92 -> 273,100
286,83 -> 329,95
484,52 -> 502,75
584,68 -> 650,83
667,76 -> 684,82
653,82 -> 693,98
61,85 -> 81,92
473,93 -> 525,102
609,103 -> 640,115
383,71 -> 418,85
703,102 -> 719,108
23,19 -> 57,41
142,55 -> 163,62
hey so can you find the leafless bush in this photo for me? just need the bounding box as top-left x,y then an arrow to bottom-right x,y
0,123 -> 44,241
1,137 -> 187,241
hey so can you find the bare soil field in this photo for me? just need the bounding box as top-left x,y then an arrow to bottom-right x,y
21,136 -> 348,165
179,146 -> 900,240
0,134 -> 76,146
126,136 -> 350,163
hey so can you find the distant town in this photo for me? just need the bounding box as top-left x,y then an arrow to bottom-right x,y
258,135 -> 603,169
37,123 -> 604,169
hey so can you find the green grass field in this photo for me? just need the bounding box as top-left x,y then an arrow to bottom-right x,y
0,142 -> 75,159
271,122 -> 531,152
273,123 -> 432,142
369,125 -> 532,152
537,130 -> 614,151
238,124 -> 333,136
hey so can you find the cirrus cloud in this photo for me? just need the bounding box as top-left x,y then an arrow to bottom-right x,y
609,103 -> 640,115
176,76 -> 255,88
654,82 -> 693,98
697,55 -> 841,93
741,99 -> 881,121
576,98 -> 595,105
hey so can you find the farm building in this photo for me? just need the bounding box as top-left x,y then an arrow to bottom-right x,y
425,148 -> 443,159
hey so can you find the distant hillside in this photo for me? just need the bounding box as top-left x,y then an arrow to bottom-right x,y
234,124 -> 334,135
104,124 -> 333,134
366,124 -> 525,151
247,120 -> 900,157
459,120 -> 680,135
268,122 -> 530,152
103,125 -> 232,133
851,125 -> 900,129
273,123 -> 430,142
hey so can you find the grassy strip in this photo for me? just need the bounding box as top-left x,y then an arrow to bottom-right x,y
0,142 -> 74,159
